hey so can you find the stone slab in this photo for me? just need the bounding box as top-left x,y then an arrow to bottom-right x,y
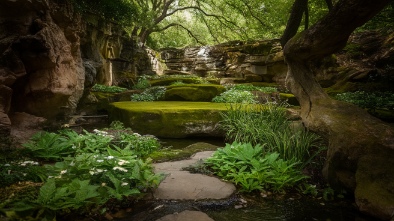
156,210 -> 214,221
154,151 -> 236,200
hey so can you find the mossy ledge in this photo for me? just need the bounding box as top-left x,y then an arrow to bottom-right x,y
108,101 -> 230,138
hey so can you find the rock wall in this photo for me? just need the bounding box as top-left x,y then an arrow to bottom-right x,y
0,0 -> 153,146
161,39 -> 288,86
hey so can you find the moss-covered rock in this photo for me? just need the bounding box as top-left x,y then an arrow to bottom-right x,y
108,101 -> 229,138
164,84 -> 225,101
150,77 -> 202,86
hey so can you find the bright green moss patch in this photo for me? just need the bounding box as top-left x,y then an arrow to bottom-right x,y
150,77 -> 203,86
108,101 -> 230,138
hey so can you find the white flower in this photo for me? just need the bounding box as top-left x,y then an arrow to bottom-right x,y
133,133 -> 141,137
118,160 -> 129,165
121,182 -> 128,186
101,183 -> 106,186
60,170 -> 67,175
22,173 -> 27,176
4,164 -> 10,166
97,160 -> 104,163
70,161 -> 75,166
89,171 -> 95,175
107,156 -> 115,160
48,176 -> 54,178
96,169 -> 103,173
113,166 -> 128,172
20,163 -> 26,166
72,145 -> 76,149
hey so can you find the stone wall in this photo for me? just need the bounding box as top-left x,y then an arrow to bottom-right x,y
0,0 -> 153,146
160,39 -> 288,86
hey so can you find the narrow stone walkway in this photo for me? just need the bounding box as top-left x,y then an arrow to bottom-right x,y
153,151 -> 236,221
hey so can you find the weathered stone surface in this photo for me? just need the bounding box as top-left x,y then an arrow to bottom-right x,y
156,210 -> 214,221
10,112 -> 47,146
108,101 -> 227,138
161,40 -> 288,86
164,84 -> 225,101
355,153 -> 394,220
154,151 -> 236,200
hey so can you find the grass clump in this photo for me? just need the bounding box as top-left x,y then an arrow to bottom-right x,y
204,103 -> 325,193
212,84 -> 279,104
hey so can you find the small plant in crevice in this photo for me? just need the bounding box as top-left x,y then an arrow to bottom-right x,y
131,86 -> 166,101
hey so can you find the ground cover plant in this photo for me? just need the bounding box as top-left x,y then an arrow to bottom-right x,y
204,102 -> 325,193
91,84 -> 127,93
212,85 -> 279,104
0,121 -> 162,220
130,86 -> 166,101
335,91 -> 394,111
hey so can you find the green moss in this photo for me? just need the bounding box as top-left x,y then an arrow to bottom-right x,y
150,77 -> 202,86
149,142 -> 220,162
250,82 -> 279,88
164,84 -> 226,101
108,101 -> 230,138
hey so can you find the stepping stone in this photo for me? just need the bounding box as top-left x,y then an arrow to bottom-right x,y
156,210 -> 214,221
154,151 -> 236,200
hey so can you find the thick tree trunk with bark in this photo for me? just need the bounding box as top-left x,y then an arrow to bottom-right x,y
283,0 -> 394,219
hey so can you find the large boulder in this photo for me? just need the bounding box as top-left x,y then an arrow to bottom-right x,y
108,101 -> 228,138
164,84 -> 225,101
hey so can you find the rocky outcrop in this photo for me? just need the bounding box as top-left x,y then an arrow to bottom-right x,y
0,0 -> 85,119
161,40 -> 288,87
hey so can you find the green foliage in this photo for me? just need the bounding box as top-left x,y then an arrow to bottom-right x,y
229,85 -> 278,93
170,81 -> 186,86
220,103 -> 323,164
212,85 -> 279,104
212,90 -> 257,104
3,126 -> 162,220
132,76 -> 151,90
91,84 -> 127,93
131,86 -> 166,101
359,2 -> 394,31
23,132 -> 75,161
335,91 -> 394,111
71,0 -> 138,25
0,161 -> 47,186
205,142 -> 308,192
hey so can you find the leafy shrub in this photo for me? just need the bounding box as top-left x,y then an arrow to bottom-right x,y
220,103 -> 323,164
23,132 -> 75,161
335,91 -> 394,110
131,86 -> 166,101
4,126 -> 162,220
205,142 -> 307,192
230,85 -> 278,93
0,161 -> 47,186
133,76 -> 151,90
212,90 -> 257,104
91,84 -> 127,93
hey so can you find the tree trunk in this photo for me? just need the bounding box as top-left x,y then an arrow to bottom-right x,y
283,0 -> 394,219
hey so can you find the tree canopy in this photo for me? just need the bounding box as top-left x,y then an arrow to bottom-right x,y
72,0 -> 393,50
